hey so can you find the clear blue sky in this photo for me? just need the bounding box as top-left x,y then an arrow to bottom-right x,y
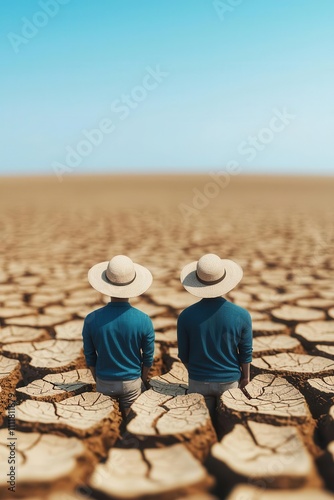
0,0 -> 333,176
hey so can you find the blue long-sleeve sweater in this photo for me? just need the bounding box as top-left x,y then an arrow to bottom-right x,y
82,302 -> 155,381
177,297 -> 252,382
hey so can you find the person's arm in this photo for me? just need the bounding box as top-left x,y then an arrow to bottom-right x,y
177,313 -> 189,370
141,317 -> 155,384
239,363 -> 250,389
82,316 -> 97,380
238,312 -> 253,389
141,365 -> 150,383
88,366 -> 96,381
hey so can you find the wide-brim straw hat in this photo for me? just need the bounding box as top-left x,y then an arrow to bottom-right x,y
180,253 -> 243,298
88,255 -> 153,298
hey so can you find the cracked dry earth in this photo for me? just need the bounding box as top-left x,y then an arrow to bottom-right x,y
0,175 -> 334,499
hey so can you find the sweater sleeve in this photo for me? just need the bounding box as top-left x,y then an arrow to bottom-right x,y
177,313 -> 189,364
141,316 -> 155,367
238,311 -> 253,364
82,316 -> 97,367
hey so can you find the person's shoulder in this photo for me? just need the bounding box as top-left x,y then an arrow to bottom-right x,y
84,304 -> 108,322
130,306 -> 152,322
224,300 -> 252,320
131,307 -> 154,332
178,300 -> 201,319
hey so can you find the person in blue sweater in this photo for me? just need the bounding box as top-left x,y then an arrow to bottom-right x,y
82,255 -> 154,417
177,253 -> 252,418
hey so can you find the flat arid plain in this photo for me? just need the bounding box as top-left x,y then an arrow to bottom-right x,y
0,174 -> 334,499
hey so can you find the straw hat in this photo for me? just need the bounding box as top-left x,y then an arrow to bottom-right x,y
180,253 -> 243,298
88,255 -> 153,298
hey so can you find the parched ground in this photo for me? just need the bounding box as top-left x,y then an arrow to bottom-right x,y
0,174 -> 334,499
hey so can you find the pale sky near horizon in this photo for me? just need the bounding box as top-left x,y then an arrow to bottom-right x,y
0,0 -> 333,177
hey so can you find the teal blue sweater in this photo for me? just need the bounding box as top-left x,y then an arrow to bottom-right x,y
177,298 -> 252,382
82,302 -> 155,381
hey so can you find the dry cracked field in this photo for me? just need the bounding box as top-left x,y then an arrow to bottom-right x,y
0,174 -> 334,500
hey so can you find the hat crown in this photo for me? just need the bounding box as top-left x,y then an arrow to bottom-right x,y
197,254 -> 225,283
106,255 -> 136,285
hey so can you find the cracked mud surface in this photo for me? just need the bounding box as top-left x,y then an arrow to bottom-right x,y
271,305 -> 326,322
0,429 -> 94,496
210,421 -> 318,490
218,374 -> 312,430
2,339 -> 85,380
251,353 -> 334,386
0,355 -> 22,417
16,368 -> 96,401
0,175 -> 334,498
14,392 -> 119,432
149,360 -> 188,395
0,325 -> 50,344
89,443 -> 213,499
128,391 -> 217,461
252,334 -> 302,355
295,321 -> 334,346
226,485 -> 334,499
251,320 -> 288,336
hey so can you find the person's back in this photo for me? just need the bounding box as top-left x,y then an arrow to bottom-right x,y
83,301 -> 154,381
177,298 -> 252,382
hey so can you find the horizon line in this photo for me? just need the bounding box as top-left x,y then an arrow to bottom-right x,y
1,171 -> 334,180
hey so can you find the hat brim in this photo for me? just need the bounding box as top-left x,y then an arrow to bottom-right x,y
88,261 -> 153,298
180,259 -> 243,298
